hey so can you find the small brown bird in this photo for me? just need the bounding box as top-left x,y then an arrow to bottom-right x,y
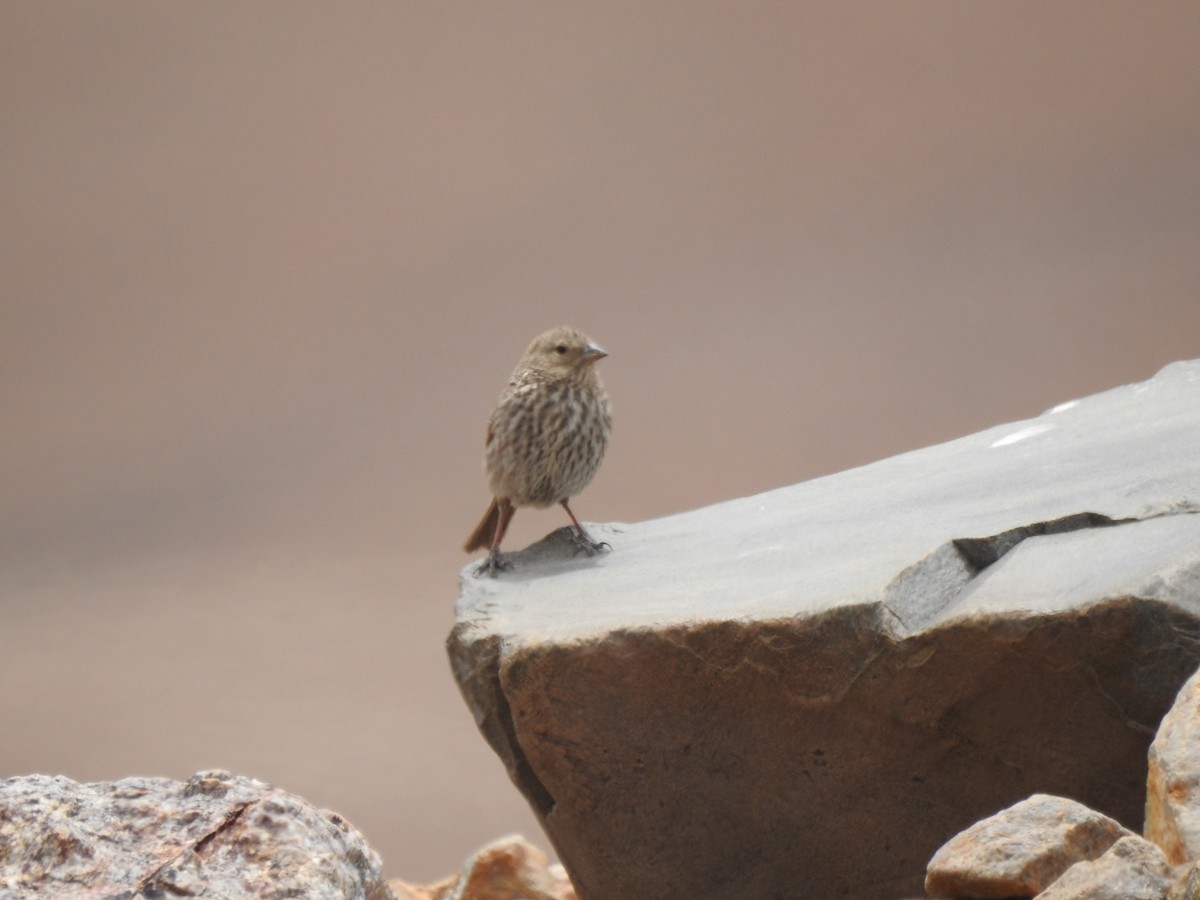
465,326 -> 612,576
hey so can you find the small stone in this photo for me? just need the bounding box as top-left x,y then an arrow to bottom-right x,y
925,794 -> 1133,898
452,834 -> 571,900
388,836 -> 575,900
1037,835 -> 1171,899
1167,862 -> 1200,900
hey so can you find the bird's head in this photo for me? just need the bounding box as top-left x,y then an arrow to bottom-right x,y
522,326 -> 608,378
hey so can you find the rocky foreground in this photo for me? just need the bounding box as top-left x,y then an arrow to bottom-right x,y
7,690 -> 1200,900
0,768 -> 572,899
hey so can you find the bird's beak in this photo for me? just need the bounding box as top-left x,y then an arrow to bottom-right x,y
582,342 -> 608,362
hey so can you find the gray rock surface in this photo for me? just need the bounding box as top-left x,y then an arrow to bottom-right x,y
0,770 -> 392,899
924,793 -> 1134,898
449,360 -> 1200,900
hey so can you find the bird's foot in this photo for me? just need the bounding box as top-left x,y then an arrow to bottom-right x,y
570,530 -> 612,557
474,552 -> 512,578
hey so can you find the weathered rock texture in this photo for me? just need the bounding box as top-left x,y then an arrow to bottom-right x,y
0,770 -> 392,899
925,794 -> 1134,898
448,360 -> 1200,900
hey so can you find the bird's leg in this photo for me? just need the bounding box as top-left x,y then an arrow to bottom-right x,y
475,499 -> 516,577
559,499 -> 611,556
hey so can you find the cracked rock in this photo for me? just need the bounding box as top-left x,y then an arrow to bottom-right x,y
449,360 -> 1200,900
0,770 -> 392,899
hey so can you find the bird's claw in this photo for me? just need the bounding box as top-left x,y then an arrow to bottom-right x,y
571,534 -> 612,557
474,553 -> 512,578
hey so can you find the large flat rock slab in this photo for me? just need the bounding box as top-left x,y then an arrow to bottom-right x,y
448,361 -> 1200,900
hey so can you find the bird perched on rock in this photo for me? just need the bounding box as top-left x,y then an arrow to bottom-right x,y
464,326 -> 612,576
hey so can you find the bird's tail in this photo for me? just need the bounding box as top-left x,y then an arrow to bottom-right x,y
464,498 -> 501,553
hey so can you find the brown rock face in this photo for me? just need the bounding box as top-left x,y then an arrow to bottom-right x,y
0,770 -> 392,899
449,362 -> 1200,900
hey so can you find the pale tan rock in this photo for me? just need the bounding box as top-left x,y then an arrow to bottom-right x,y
1037,835 -> 1171,899
449,834 -> 571,900
1168,862 -> 1200,900
389,836 -> 575,900
0,770 -> 393,899
546,862 -> 579,900
925,794 -> 1134,898
1147,665 -> 1200,865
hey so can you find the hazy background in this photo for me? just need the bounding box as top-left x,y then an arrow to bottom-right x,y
3,1 -> 1198,882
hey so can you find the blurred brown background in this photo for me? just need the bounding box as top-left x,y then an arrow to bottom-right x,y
2,1 -> 1199,882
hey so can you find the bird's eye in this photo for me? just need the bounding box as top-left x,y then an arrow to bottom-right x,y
555,345 -> 568,355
